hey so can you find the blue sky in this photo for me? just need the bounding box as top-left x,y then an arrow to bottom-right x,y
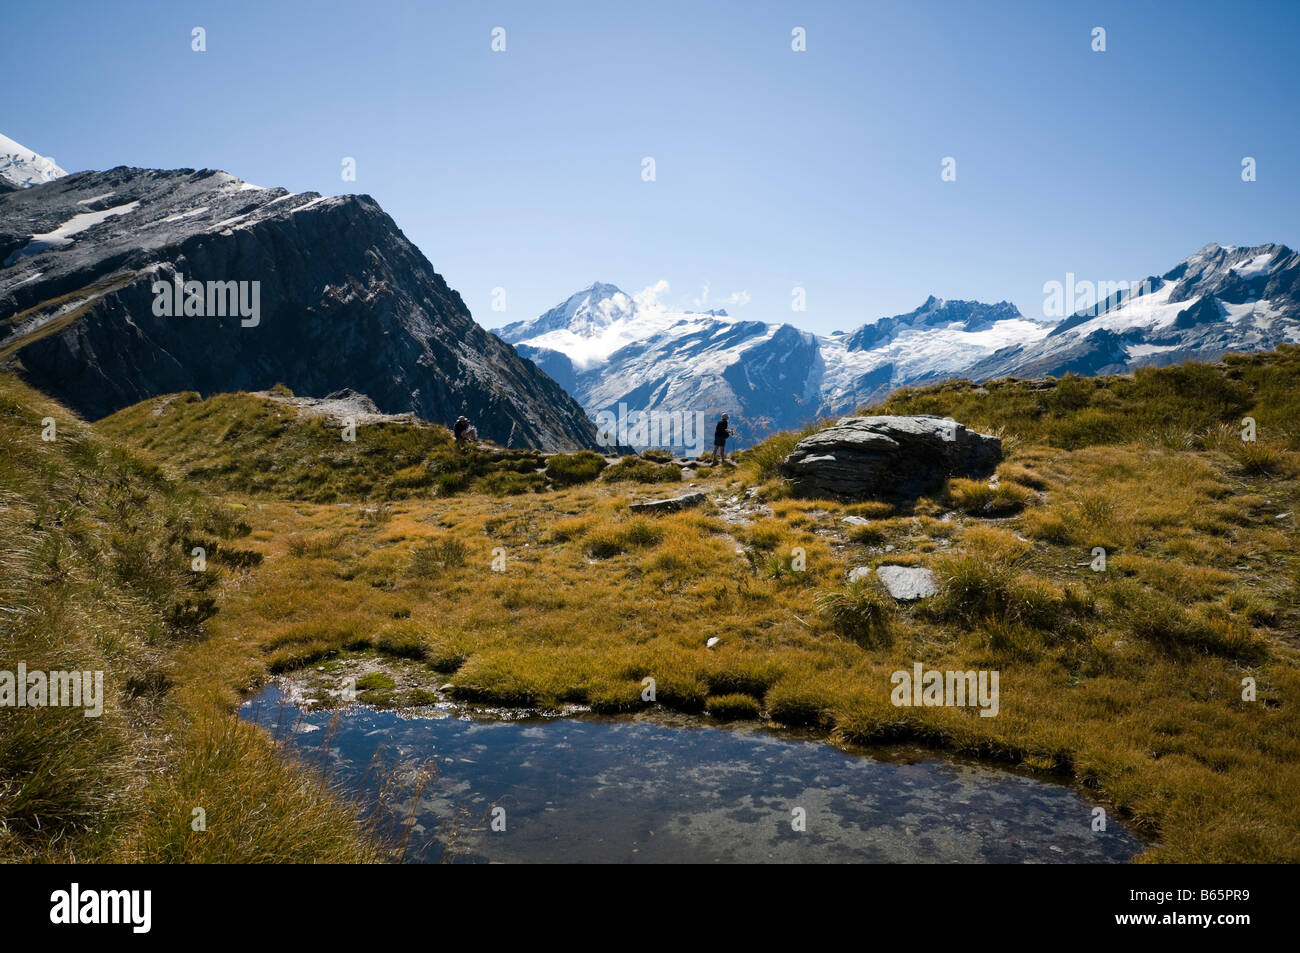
4,0 -> 1298,333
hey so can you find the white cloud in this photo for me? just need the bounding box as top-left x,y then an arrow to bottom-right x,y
634,279 -> 671,314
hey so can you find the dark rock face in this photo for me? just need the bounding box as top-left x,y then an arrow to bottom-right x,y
780,415 -> 1001,500
0,167 -> 598,450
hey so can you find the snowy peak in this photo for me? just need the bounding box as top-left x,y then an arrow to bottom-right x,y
967,241 -> 1300,382
0,133 -> 67,190
498,282 -> 738,371
497,282 -> 634,342
503,282 -> 1045,448
1163,242 -> 1298,306
843,297 -> 1024,351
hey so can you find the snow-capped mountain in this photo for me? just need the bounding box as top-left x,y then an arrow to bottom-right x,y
0,133 -> 67,191
819,296 -> 1049,411
502,243 -> 1299,448
966,243 -> 1300,380
497,284 -> 1047,447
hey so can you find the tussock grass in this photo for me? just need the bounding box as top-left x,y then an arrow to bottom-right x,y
38,346 -> 1300,864
409,538 -> 469,576
545,450 -> 607,486
814,579 -> 894,647
945,477 -> 1036,515
705,693 -> 761,720
741,420 -> 823,481
96,390 -> 550,502
584,517 -> 664,558
600,455 -> 681,483
0,374 -> 375,863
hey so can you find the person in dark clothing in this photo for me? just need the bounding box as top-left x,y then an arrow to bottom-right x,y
712,413 -> 733,463
453,415 -> 476,447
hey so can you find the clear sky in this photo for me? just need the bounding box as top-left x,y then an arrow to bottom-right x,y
4,0 -> 1298,333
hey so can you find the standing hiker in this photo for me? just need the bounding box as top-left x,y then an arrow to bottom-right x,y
712,413 -> 734,463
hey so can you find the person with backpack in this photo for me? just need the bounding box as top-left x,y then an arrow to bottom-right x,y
712,413 -> 734,463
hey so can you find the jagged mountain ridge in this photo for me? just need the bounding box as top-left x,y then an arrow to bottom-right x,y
966,243 -> 1300,381
0,165 -> 598,450
501,244 -> 1300,447
498,285 -> 1048,446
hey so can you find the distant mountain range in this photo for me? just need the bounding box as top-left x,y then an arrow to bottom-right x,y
0,143 -> 598,450
965,243 -> 1300,381
496,286 -> 1049,446
3,134 -> 1297,454
498,244 -> 1300,447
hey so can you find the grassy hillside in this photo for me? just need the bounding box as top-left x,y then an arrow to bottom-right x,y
83,349 -> 1300,863
0,375 -> 380,862
96,390 -> 557,502
10,347 -> 1300,864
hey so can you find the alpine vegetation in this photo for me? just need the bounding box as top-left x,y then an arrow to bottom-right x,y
2,0 -> 1299,892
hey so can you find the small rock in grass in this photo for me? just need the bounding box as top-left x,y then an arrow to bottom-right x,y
875,565 -> 939,601
629,492 -> 706,514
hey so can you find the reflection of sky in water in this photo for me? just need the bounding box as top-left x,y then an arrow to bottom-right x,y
242,684 -> 1143,864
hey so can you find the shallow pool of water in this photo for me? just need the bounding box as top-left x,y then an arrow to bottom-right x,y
241,683 -> 1143,864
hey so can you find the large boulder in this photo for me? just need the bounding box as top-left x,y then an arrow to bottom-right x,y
780,415 -> 1000,499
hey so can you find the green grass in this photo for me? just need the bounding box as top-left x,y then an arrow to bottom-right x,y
0,374 -> 378,862
96,390 -> 549,502
870,350 -> 1300,451
705,693 -> 762,720
814,578 -> 895,647
545,450 -> 608,486
8,346 -> 1300,864
600,455 -> 682,483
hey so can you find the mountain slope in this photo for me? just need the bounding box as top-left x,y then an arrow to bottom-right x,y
0,166 -> 597,450
0,132 -> 67,190
499,284 -> 1045,446
967,243 -> 1300,381
503,244 -> 1300,448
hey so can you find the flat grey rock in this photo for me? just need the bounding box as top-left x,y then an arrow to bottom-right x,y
780,415 -> 1000,500
629,492 -> 706,514
875,565 -> 939,601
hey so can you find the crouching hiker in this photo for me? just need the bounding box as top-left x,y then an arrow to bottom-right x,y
453,415 -> 478,448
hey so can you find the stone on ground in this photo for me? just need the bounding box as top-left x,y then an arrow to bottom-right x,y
629,492 -> 707,514
780,415 -> 1001,500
